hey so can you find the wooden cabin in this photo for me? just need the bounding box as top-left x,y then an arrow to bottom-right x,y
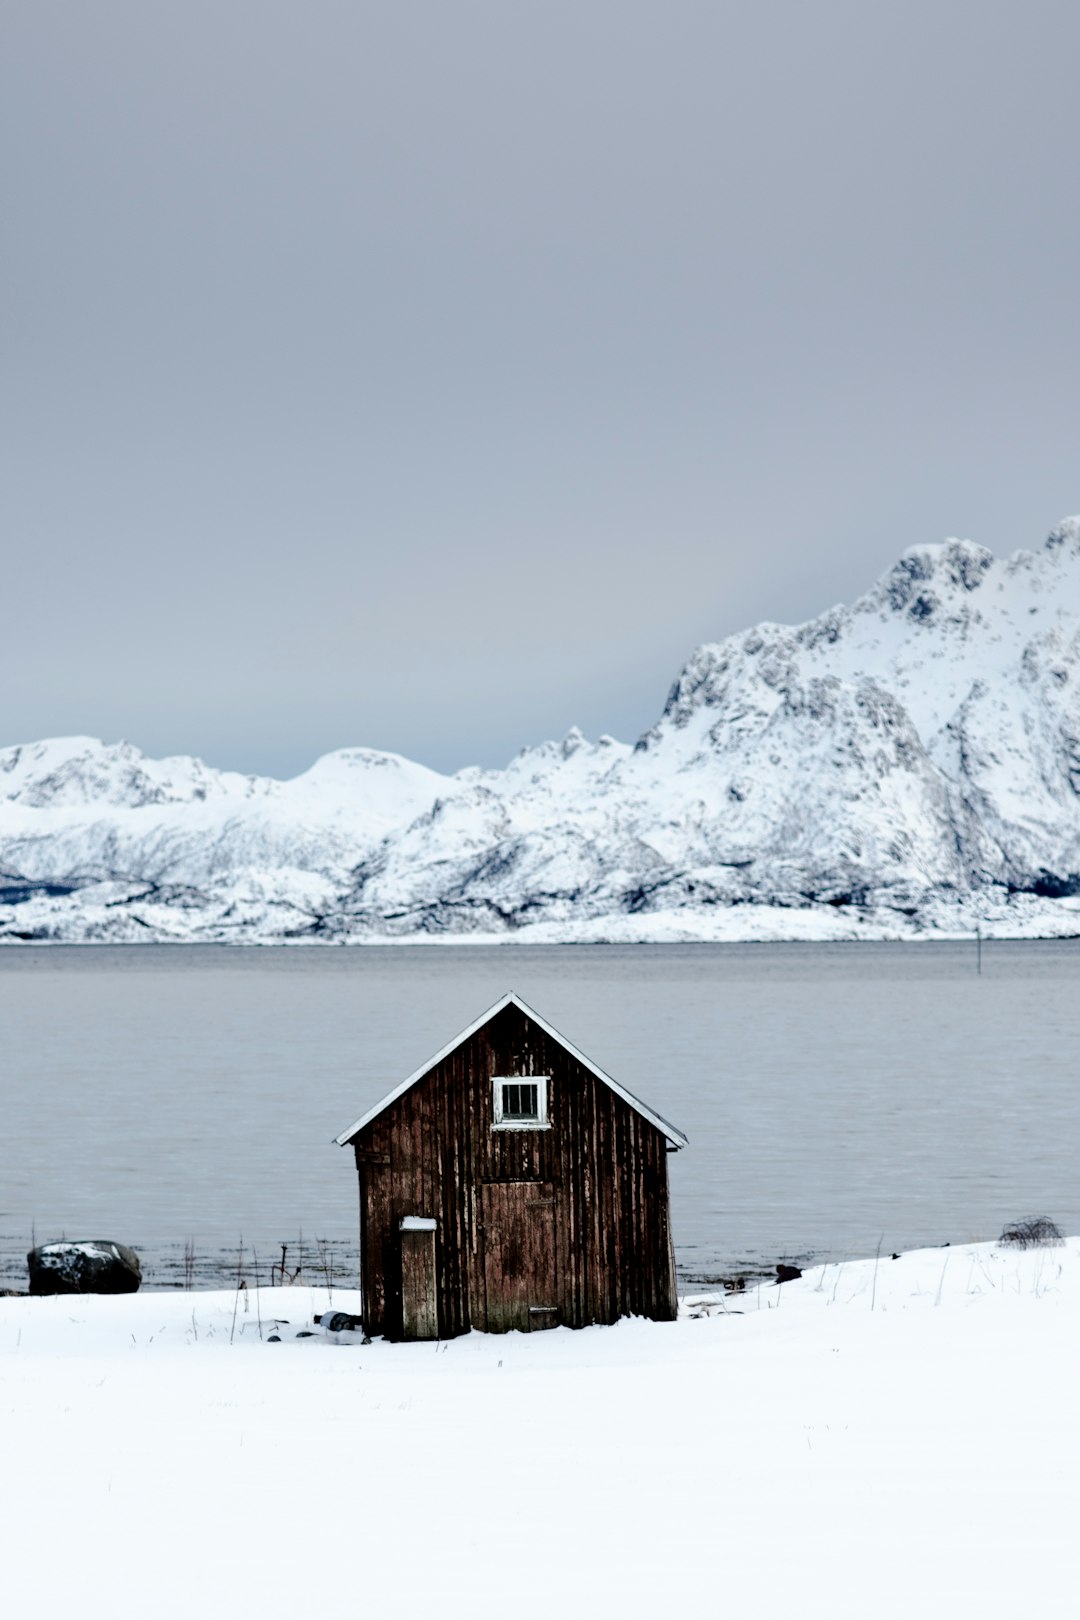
335,991 -> 687,1339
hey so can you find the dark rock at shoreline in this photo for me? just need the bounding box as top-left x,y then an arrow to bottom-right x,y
27,1240 -> 142,1295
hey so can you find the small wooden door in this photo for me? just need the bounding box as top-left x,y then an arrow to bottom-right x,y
480,1181 -> 558,1332
400,1227 -> 438,1340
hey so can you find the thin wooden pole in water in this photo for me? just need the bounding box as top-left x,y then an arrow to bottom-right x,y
976,925 -> 982,975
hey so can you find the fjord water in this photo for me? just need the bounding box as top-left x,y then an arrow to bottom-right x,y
2,941 -> 1078,1290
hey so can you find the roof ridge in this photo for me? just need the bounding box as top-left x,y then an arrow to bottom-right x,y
333,991 -> 687,1149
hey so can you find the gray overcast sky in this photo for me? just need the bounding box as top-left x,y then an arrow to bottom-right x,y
3,1 -> 1079,777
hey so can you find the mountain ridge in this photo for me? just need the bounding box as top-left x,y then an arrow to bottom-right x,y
3,520 -> 1079,942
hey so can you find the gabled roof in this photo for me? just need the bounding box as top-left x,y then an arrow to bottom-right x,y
334,990 -> 688,1150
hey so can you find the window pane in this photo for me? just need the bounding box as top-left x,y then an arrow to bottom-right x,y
501,1082 -> 538,1120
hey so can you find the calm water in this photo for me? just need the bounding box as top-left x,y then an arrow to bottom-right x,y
2,941 -> 1078,1291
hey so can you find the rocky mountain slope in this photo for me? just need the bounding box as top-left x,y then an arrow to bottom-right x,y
3,520 -> 1079,942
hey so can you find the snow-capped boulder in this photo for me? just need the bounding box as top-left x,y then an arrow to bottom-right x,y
28,1241 -> 142,1295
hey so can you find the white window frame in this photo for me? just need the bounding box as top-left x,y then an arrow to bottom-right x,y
491,1074 -> 550,1130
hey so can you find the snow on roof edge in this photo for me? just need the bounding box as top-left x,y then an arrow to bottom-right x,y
333,991 -> 688,1150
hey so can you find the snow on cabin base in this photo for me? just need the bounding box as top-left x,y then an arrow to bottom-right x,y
1,1239 -> 1078,1619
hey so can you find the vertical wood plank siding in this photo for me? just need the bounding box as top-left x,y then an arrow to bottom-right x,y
353,1003 -> 678,1338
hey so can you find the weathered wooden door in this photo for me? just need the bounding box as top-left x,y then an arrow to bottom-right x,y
480,1181 -> 558,1332
400,1226 -> 438,1340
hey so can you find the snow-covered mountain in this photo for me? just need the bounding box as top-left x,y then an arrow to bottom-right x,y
4,520 -> 1080,943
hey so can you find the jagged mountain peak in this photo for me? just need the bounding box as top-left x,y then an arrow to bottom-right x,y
1045,514 -> 1080,553
0,735 -> 271,809
501,726 -> 630,778
876,538 -> 996,611
646,521 -> 1080,750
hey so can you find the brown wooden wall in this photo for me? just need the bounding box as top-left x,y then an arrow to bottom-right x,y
353,1001 -> 678,1338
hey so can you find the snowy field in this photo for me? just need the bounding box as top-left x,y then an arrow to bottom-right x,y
3,1239 -> 1078,1619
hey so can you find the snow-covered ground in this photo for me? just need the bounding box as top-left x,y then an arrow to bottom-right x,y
3,1237 -> 1077,1618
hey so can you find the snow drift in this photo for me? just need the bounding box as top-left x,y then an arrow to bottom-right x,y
3,520 -> 1080,942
